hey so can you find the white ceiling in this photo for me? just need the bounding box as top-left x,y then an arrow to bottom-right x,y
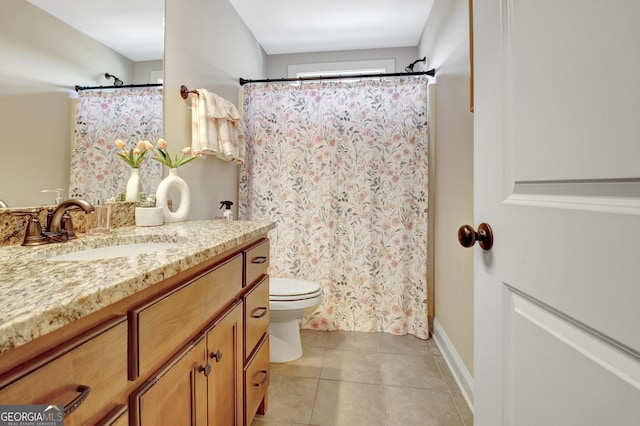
27,0 -> 165,62
27,0 -> 433,61
228,0 -> 435,55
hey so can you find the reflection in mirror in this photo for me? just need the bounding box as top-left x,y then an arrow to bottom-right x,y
70,87 -> 163,201
0,0 -> 163,208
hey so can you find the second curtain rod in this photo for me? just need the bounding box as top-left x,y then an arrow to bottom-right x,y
239,69 -> 436,86
75,83 -> 162,92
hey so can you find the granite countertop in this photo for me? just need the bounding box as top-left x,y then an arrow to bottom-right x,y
0,220 -> 275,354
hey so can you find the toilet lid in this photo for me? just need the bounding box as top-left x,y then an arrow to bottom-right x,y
270,278 -> 321,298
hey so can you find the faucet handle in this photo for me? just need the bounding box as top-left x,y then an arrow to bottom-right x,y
45,208 -> 54,232
61,211 -> 77,240
60,205 -> 85,240
10,209 -> 48,246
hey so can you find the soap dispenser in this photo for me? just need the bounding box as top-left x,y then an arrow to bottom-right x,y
41,188 -> 64,204
220,201 -> 234,220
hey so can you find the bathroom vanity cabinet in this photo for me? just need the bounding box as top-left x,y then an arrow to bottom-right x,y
0,234 -> 271,426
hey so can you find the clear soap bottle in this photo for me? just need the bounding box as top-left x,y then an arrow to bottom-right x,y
220,201 -> 234,220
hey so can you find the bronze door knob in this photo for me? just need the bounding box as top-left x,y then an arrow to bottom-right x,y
458,223 -> 494,250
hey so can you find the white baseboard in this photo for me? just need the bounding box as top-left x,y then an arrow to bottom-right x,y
432,318 -> 474,412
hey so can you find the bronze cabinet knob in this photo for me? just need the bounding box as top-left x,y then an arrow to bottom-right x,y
199,363 -> 212,376
211,350 -> 223,363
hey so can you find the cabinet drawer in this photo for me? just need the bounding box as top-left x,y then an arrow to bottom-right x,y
244,239 -> 269,287
130,254 -> 243,379
244,335 -> 270,426
244,276 -> 269,360
0,317 -> 128,426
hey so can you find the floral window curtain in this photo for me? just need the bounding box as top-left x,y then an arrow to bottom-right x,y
239,76 -> 430,338
69,87 -> 163,201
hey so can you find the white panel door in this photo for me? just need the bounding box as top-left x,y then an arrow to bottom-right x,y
473,1 -> 640,425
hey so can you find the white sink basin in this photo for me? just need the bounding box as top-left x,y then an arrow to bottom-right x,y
47,242 -> 183,261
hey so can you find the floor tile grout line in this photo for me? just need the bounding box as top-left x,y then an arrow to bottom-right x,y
272,370 -> 454,393
307,377 -> 322,426
306,349 -> 329,426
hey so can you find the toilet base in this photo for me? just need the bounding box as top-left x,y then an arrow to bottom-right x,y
268,319 -> 303,363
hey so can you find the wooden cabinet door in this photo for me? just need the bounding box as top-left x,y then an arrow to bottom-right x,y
95,405 -> 128,426
206,302 -> 243,426
132,336 -> 208,426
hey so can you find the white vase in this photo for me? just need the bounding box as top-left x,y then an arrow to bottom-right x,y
125,168 -> 142,202
155,168 -> 190,222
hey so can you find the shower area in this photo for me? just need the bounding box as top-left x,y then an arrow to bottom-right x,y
239,74 -> 432,339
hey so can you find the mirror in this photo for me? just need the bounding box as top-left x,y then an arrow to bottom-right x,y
0,0 -> 163,208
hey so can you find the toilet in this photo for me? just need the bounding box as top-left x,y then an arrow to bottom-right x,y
269,277 -> 323,363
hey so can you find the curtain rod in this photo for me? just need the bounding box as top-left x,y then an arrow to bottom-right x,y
239,69 -> 435,86
75,83 -> 163,92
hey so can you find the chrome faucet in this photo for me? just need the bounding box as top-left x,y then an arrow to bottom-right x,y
11,198 -> 95,246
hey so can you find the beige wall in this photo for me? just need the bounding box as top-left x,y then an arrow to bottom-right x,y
133,61 -> 164,84
266,47 -> 419,78
0,0 -> 135,207
163,0 -> 266,220
418,0 -> 475,375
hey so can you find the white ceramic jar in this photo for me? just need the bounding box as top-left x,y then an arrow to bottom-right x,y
135,206 -> 164,227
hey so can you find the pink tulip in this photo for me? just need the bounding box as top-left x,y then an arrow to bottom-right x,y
157,138 -> 168,149
133,148 -> 141,155
182,147 -> 192,155
136,140 -> 146,151
143,140 -> 154,151
194,149 -> 203,156
115,139 -> 126,149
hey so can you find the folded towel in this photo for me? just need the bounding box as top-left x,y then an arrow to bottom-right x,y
191,88 -> 245,163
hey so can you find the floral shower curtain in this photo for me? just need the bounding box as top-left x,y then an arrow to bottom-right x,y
239,76 -> 430,338
69,87 -> 163,201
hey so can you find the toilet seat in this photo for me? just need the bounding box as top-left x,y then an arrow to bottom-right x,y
269,278 -> 323,310
270,278 -> 322,301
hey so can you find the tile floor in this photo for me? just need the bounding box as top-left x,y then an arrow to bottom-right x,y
251,330 -> 473,426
